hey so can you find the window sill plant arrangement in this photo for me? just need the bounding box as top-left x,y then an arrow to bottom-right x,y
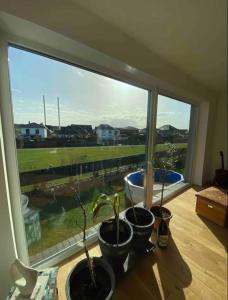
66,188 -> 115,300
92,193 -> 133,274
150,143 -> 178,229
124,182 -> 155,252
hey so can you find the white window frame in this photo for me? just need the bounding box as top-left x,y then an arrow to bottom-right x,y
0,21 -> 197,268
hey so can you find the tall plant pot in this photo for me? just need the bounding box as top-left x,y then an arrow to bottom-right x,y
124,207 -> 155,252
66,257 -> 115,300
150,205 -> 172,230
98,218 -> 133,273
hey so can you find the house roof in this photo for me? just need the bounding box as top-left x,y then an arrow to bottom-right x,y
158,125 -> 178,131
119,126 -> 139,131
15,122 -> 46,129
96,124 -> 114,130
70,124 -> 93,133
56,124 -> 93,137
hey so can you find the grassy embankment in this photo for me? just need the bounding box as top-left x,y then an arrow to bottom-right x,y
19,144 -> 186,192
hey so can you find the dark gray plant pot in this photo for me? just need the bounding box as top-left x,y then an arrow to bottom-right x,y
66,257 -> 115,300
98,218 -> 133,273
125,207 -> 155,251
150,205 -> 172,230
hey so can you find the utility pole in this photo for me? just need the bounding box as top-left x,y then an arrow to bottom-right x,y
43,95 -> 47,126
57,97 -> 61,129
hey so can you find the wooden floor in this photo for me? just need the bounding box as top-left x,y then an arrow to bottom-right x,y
57,187 -> 227,300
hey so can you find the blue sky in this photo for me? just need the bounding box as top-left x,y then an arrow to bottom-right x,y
8,47 -> 191,129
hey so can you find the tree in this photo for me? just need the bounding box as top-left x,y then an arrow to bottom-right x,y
153,143 -> 178,207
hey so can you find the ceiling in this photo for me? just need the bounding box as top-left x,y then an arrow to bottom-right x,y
0,0 -> 226,94
73,0 -> 227,94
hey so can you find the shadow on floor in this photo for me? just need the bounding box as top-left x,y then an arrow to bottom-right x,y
155,236 -> 192,300
199,216 -> 228,251
113,251 -> 163,300
114,236 -> 192,300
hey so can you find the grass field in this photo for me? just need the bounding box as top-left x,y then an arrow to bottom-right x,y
18,143 -> 187,173
28,182 -> 126,257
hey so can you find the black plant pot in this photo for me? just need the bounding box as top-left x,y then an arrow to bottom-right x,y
150,205 -> 172,230
98,218 -> 133,273
66,257 -> 115,300
125,207 -> 155,252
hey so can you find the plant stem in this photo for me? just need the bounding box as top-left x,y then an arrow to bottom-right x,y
117,195 -> 120,246
113,198 -> 120,246
160,169 -> 166,218
127,182 -> 138,224
80,203 -> 96,289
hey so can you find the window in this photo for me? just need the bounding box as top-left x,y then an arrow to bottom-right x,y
26,128 -> 30,135
8,46 -> 148,264
153,94 -> 191,201
35,129 -> 39,135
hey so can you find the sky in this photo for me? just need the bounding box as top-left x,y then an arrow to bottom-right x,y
8,47 -> 191,129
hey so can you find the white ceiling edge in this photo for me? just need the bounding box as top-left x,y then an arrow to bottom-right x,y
74,0 -> 227,94
0,11 -> 216,105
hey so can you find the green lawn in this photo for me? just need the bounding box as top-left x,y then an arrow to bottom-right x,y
28,185 -> 126,257
18,144 -> 187,173
21,164 -> 136,193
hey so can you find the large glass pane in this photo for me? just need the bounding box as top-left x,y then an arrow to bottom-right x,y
154,95 -> 191,201
8,46 -> 148,264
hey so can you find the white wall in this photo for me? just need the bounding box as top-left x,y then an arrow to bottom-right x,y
191,102 -> 209,185
191,93 -> 228,185
20,127 -> 47,138
0,124 -> 17,299
210,93 -> 228,179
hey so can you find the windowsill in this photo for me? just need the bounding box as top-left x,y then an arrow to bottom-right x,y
32,182 -> 190,269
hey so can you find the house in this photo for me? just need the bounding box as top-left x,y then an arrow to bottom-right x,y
156,125 -> 189,143
15,122 -> 47,139
46,125 -> 60,135
70,124 -> 93,138
95,124 -> 120,145
116,126 -> 140,144
51,124 -> 92,138
118,126 -> 139,135
0,3 -> 227,300
157,124 -> 180,138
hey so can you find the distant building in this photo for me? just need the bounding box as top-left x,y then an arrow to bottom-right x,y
70,124 -> 93,138
15,122 -> 47,139
117,126 -> 140,145
95,124 -> 120,145
55,124 -> 93,139
178,129 -> 189,137
156,125 -> 189,143
157,124 -> 179,138
46,125 -> 60,135
118,126 -> 139,135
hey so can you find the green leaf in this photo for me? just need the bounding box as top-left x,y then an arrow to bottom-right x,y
92,202 -> 109,220
91,193 -> 109,212
113,193 -> 120,209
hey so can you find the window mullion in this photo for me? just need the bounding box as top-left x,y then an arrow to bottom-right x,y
0,40 -> 29,264
144,89 -> 158,208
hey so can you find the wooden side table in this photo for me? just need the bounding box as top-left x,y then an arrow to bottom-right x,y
196,187 -> 228,227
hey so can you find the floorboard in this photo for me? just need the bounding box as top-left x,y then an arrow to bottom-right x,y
57,186 -> 227,299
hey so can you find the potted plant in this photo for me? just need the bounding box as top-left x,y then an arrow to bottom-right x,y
150,143 -> 178,229
66,183 -> 115,300
124,182 -> 155,252
92,193 -> 133,273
